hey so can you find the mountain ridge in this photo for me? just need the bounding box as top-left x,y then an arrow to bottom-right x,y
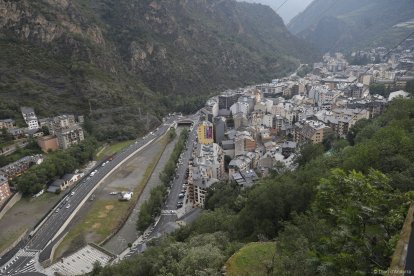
0,0 -> 317,140
288,0 -> 414,52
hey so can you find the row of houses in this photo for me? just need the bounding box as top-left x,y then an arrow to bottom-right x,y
0,155 -> 44,207
47,173 -> 84,193
1,108 -> 85,154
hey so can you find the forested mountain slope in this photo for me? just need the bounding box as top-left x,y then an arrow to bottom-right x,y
288,0 -> 414,52
0,0 -> 316,139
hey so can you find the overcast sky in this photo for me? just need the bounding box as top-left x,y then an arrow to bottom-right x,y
239,0 -> 314,23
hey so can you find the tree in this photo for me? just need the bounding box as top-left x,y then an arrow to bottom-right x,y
90,261 -> 103,276
224,155 -> 232,172
294,143 -> 324,167
41,125 -> 50,136
322,131 -> 337,151
311,169 -> 406,274
346,118 -> 370,146
369,83 -> 388,96
406,79 -> 414,95
0,127 -> 13,142
205,181 -> 242,211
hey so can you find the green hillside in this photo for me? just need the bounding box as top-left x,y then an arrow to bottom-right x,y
225,242 -> 276,276
0,0 -> 316,140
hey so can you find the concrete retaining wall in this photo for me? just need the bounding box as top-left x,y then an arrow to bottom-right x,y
0,192 -> 22,221
0,229 -> 27,258
42,233 -> 68,268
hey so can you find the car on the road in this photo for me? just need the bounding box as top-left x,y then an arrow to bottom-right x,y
70,191 -> 75,196
177,202 -> 183,208
25,260 -> 34,266
178,193 -> 185,199
66,204 -> 71,209
110,191 -> 118,195
55,208 -> 60,213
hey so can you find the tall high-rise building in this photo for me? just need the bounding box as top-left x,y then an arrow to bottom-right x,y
218,93 -> 239,110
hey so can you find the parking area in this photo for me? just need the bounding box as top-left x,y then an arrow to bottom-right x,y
45,244 -> 115,276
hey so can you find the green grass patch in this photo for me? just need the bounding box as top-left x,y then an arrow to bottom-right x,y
0,226 -> 27,254
225,242 -> 276,276
55,135 -> 169,259
96,140 -> 135,160
30,192 -> 60,203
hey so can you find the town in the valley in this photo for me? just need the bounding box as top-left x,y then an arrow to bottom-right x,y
0,39 -> 413,275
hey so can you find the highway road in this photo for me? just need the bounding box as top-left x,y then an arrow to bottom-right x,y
123,114 -> 200,258
0,115 -> 180,276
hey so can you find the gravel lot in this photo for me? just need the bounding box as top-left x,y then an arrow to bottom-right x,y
103,129 -> 183,254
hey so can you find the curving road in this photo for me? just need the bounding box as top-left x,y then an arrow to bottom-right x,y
0,115 -> 179,276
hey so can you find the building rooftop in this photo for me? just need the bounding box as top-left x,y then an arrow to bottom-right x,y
0,118 -> 14,123
282,141 -> 297,149
20,106 -> 35,115
388,90 -> 410,101
62,174 -> 76,181
232,170 -> 259,188
50,179 -> 65,187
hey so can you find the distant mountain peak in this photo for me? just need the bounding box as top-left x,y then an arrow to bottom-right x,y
288,0 -> 414,52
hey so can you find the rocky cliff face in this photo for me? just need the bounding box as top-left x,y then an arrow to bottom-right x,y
0,0 -> 316,140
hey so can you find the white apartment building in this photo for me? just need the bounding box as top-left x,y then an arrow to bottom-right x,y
188,143 -> 225,208
21,106 -> 39,130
